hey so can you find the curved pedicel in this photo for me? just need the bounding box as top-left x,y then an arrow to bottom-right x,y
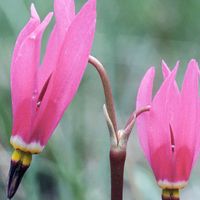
89,55 -> 150,200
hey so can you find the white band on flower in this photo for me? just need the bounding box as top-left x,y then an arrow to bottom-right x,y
10,135 -> 44,154
158,179 -> 187,189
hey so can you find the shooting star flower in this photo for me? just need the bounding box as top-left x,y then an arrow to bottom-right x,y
136,60 -> 200,199
8,0 -> 96,198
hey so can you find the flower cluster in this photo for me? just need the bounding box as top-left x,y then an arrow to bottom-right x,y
3,0 -> 200,199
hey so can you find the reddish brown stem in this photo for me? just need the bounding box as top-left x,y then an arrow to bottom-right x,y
110,149 -> 126,200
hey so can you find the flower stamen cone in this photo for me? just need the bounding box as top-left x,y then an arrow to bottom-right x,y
7,150 -> 32,199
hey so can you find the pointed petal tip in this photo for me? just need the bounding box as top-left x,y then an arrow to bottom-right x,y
136,66 -> 155,108
45,12 -> 54,21
47,12 -> 54,21
189,58 -> 198,66
188,58 -> 199,71
176,60 -> 180,65
161,59 -> 167,66
30,12 -> 53,40
147,66 -> 155,75
161,59 -> 169,70
30,3 -> 40,21
174,60 -> 180,69
142,66 -> 155,84
190,58 -> 197,63
141,66 -> 155,83
84,0 -> 96,14
162,60 -> 180,80
161,60 -> 171,79
170,62 -> 179,78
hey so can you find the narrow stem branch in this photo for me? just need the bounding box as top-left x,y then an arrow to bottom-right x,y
125,105 -> 151,129
110,149 -> 126,200
135,105 -> 151,117
88,55 -> 118,136
124,105 -> 151,134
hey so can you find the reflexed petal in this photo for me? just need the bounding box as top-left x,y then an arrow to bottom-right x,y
162,60 -> 180,80
12,4 -> 40,71
38,0 -> 75,92
175,59 -> 199,161
11,13 -> 53,142
32,0 -> 96,145
161,60 -> 171,79
136,67 -> 155,161
150,66 -> 178,154
30,3 -> 40,21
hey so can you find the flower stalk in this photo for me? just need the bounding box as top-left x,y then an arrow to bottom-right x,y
88,55 -> 118,134
110,149 -> 126,200
89,55 -> 150,200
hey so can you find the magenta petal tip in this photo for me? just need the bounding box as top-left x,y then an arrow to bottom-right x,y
30,3 -> 40,21
30,12 -> 53,40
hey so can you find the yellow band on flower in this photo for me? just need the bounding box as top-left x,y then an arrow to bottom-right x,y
162,189 -> 179,199
11,149 -> 32,166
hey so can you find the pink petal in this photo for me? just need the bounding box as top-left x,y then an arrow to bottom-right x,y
12,4 -> 40,67
194,99 -> 200,162
32,0 -> 96,145
174,146 -> 193,183
136,67 -> 155,161
162,60 -> 180,79
30,13 -> 53,67
174,59 -> 199,163
38,0 -> 75,93
151,144 -> 174,183
11,13 -> 53,142
162,60 -> 180,97
30,3 -> 40,21
54,0 -> 75,29
151,145 -> 192,184
162,60 -> 171,79
146,67 -> 180,184
150,65 -> 178,152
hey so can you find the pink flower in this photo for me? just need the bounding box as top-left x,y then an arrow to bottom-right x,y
136,59 -> 200,190
10,0 -> 96,154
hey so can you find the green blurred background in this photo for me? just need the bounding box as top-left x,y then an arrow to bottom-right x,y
0,0 -> 200,199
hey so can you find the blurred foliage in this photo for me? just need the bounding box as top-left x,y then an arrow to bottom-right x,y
0,0 -> 200,199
